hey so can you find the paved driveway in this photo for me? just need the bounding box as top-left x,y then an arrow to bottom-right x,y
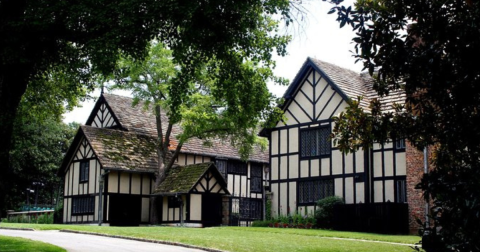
0,229 -> 207,252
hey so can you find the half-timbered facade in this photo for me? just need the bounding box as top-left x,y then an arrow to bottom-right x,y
262,58 -> 424,233
60,94 -> 268,226
153,162 -> 230,227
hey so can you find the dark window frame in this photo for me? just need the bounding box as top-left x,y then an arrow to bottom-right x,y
297,179 -> 334,205
79,160 -> 89,183
396,179 -> 407,203
215,159 -> 228,179
71,196 -> 95,215
227,160 -> 247,175
300,126 -> 331,159
168,196 -> 182,208
250,163 -> 263,193
395,139 -> 406,152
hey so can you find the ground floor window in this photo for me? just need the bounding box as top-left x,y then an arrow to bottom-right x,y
396,180 -> 407,203
72,196 -> 95,215
298,179 -> 334,205
250,163 -> 263,193
168,196 -> 182,208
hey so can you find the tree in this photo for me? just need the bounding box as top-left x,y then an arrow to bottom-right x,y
0,0 -> 293,215
8,94 -> 78,211
324,0 -> 480,251
108,41 -> 285,222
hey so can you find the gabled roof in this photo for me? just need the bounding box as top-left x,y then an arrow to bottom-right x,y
81,126 -> 158,172
153,162 -> 229,195
93,93 -> 268,163
58,125 -> 159,175
282,57 -> 406,111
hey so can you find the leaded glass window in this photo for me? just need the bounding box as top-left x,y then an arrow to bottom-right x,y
395,139 -> 406,150
396,180 -> 407,203
215,159 -> 227,179
250,163 -> 263,193
168,196 -> 182,208
79,161 -> 89,183
72,196 -> 95,215
227,160 -> 247,175
300,127 -> 330,158
298,179 -> 334,204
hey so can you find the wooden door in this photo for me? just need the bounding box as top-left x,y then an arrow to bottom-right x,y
201,194 -> 222,227
109,194 -> 141,226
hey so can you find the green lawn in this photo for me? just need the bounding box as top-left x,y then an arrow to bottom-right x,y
0,223 -> 422,252
0,235 -> 65,252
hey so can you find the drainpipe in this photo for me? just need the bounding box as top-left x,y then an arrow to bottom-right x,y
98,170 -> 109,226
423,147 -> 429,228
263,165 -> 270,221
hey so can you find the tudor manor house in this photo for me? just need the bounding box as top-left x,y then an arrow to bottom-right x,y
59,57 -> 428,234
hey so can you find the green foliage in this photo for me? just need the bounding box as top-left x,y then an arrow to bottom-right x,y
325,0 -> 480,250
270,210 -> 316,228
6,101 -> 77,211
315,196 -> 344,229
3,214 -> 53,224
265,198 -> 272,220
0,0 -> 293,215
108,41 -> 285,176
252,220 -> 272,227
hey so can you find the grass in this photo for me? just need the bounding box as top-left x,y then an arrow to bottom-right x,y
0,235 -> 65,252
0,223 -> 422,252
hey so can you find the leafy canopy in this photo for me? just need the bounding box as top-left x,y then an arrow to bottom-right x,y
109,41 -> 285,163
324,0 -> 480,251
0,0 -> 293,215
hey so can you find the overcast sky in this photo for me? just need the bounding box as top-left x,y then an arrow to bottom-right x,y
63,0 -> 359,124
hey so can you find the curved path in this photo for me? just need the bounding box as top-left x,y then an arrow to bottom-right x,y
0,229 -> 207,252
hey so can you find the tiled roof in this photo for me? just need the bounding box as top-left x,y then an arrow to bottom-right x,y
310,58 -> 371,109
81,125 -> 158,172
284,57 -> 406,111
101,94 -> 269,163
153,162 -> 219,194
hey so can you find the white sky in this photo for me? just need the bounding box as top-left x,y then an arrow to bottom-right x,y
63,0 -> 360,124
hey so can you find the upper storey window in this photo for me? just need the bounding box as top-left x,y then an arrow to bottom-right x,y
300,127 -> 330,158
395,139 -> 406,151
79,161 -> 89,183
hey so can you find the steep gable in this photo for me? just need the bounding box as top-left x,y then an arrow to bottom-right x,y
153,162 -> 229,195
269,57 -> 406,129
85,95 -> 121,128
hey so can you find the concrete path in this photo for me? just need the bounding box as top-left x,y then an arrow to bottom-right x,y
0,229 -> 207,252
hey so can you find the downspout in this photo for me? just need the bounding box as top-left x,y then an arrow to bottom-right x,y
98,170 -> 110,226
423,147 -> 429,228
263,165 -> 270,221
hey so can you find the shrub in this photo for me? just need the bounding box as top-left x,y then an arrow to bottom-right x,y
36,213 -> 53,224
265,199 -> 272,221
251,220 -> 272,227
54,203 -> 63,224
314,196 -> 344,229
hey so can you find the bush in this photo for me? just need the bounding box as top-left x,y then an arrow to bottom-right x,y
314,196 -> 344,229
3,213 -> 53,224
37,213 -> 53,224
251,220 -> 272,227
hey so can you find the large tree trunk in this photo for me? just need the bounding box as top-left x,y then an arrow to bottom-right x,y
0,68 -> 29,216
150,104 -> 167,224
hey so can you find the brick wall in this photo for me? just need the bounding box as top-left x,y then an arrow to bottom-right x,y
405,141 -> 430,234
